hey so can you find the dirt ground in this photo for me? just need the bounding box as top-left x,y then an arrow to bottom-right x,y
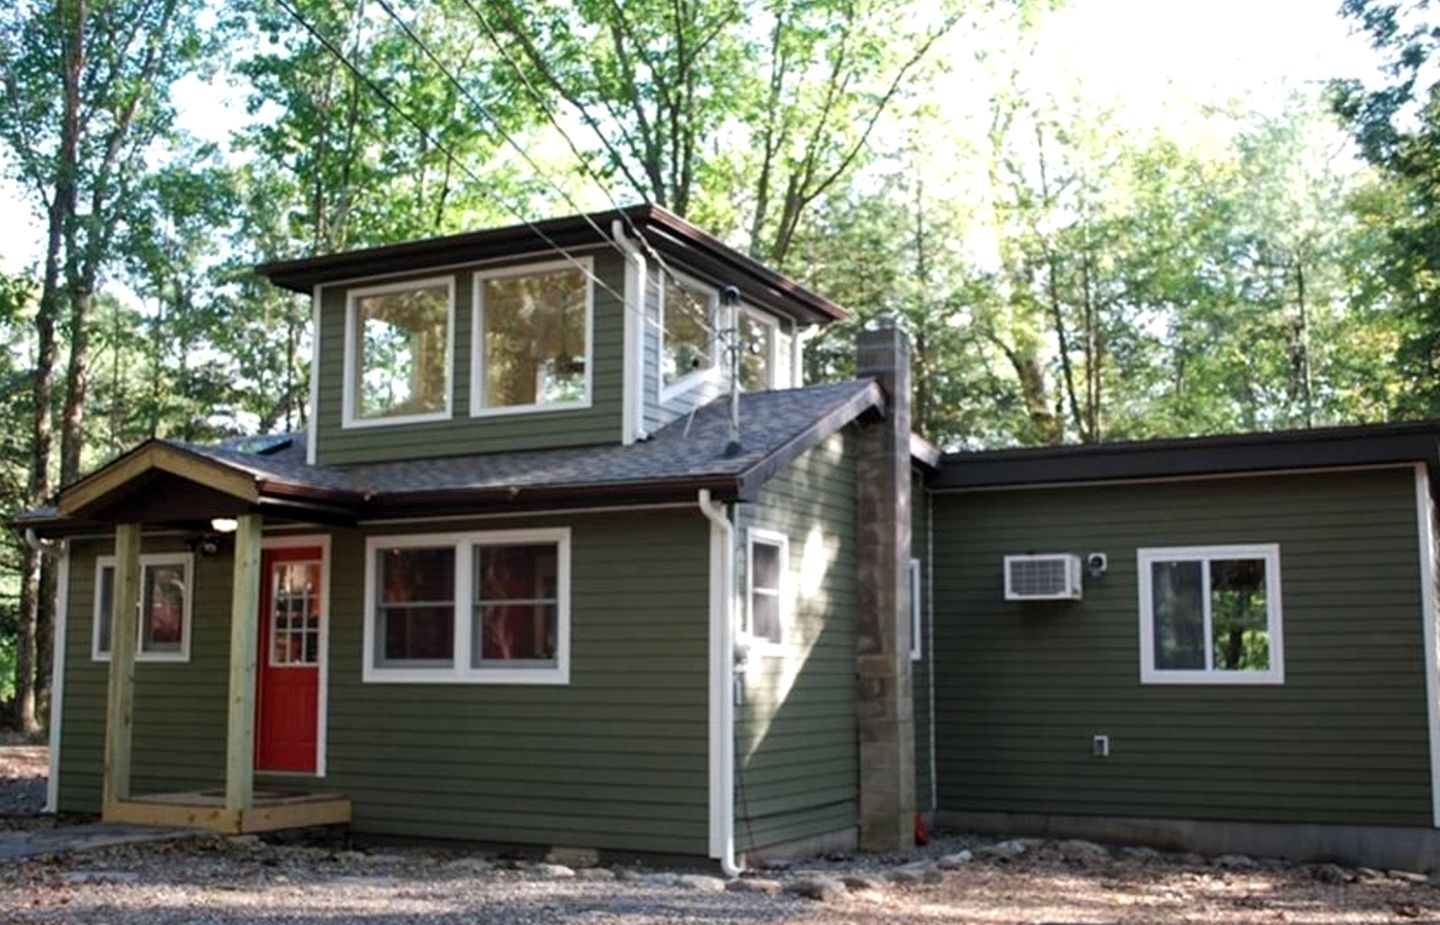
2,743 -> 1438,924
0,744 -> 47,820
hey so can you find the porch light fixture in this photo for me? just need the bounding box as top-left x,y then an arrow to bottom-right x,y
210,517 -> 239,534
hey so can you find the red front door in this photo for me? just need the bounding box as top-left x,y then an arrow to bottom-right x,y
255,546 -> 323,773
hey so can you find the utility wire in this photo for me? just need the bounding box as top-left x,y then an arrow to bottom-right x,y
457,0 -> 690,297
273,0 -> 645,332
372,0 -> 720,343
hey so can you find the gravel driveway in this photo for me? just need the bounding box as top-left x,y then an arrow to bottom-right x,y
2,832 -> 1437,925
0,745 -> 47,820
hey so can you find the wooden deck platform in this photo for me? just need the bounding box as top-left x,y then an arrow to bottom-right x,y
102,789 -> 351,834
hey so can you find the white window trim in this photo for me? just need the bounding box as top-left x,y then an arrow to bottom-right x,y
1137,543 -> 1284,685
739,306 -> 782,392
341,275 -> 456,429
744,527 -> 790,656
91,552 -> 195,664
362,527 -> 572,685
469,258 -> 595,419
909,558 -> 922,662
659,270 -> 722,403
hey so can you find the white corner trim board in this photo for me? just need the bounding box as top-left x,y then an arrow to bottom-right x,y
45,542 -> 70,814
1413,464 -> 1440,828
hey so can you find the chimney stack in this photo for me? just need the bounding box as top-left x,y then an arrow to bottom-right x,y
854,314 -> 916,852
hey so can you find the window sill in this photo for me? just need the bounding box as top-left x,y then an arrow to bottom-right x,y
92,652 -> 191,664
1140,669 -> 1284,685
341,410 -> 452,430
363,666 -> 570,685
660,366 -> 721,404
469,398 -> 592,419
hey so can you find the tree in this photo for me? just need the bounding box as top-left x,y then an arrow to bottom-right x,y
0,0 -> 210,730
1332,0 -> 1440,415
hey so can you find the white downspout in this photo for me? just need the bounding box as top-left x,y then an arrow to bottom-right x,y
613,219 -> 649,445
699,489 -> 742,877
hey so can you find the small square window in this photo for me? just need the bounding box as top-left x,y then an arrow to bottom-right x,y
739,310 -> 778,392
909,558 -> 923,662
1138,544 -> 1283,684
747,529 -> 789,649
92,553 -> 193,663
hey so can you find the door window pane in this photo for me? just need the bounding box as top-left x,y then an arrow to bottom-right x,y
271,560 -> 321,667
473,544 -> 559,666
481,268 -> 589,409
353,282 -> 450,420
376,546 -> 455,666
1151,560 -> 1204,670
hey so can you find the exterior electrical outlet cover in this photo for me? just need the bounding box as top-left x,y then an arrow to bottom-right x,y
1003,554 -> 1083,601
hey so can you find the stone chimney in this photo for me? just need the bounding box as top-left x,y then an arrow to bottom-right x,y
854,315 -> 916,852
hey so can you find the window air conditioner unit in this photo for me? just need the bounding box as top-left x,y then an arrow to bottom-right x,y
1004,554 -> 1083,601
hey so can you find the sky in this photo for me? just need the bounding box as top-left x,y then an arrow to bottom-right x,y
0,0 -> 1387,275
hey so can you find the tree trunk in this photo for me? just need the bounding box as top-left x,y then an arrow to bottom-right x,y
16,0 -> 87,733
59,283 -> 93,486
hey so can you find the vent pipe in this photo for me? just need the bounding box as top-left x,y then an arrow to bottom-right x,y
722,286 -> 742,457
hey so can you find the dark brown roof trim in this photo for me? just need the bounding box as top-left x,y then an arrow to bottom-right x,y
255,204 -> 848,324
932,420 -> 1440,490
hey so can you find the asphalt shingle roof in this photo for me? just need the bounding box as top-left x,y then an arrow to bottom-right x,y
17,381 -> 882,527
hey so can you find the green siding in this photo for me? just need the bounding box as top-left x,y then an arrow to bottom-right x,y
58,510 -> 713,856
314,248 -> 626,465
734,431 -> 860,850
932,467 -> 1434,827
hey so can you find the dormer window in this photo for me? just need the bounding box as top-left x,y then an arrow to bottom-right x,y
661,273 -> 718,395
344,277 -> 454,427
739,308 -> 780,391
473,260 -> 592,415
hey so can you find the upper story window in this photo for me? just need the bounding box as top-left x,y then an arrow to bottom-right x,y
1138,544 -> 1284,685
739,308 -> 780,392
364,527 -> 571,684
473,261 -> 592,415
93,553 -> 194,663
661,274 -> 718,395
344,277 -> 454,427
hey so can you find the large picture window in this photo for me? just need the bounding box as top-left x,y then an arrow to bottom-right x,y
363,528 -> 571,684
1138,544 -> 1284,684
473,262 -> 591,414
344,277 -> 453,426
92,553 -> 194,663
661,275 -> 718,394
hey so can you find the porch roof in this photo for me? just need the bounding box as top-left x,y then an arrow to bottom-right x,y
17,379 -> 886,533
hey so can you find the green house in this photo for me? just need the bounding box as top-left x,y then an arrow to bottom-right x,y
21,206 -> 1440,871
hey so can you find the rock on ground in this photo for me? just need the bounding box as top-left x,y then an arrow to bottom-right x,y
786,876 -> 847,902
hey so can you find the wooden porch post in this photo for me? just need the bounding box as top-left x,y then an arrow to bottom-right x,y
102,522 -> 142,810
225,513 -> 262,812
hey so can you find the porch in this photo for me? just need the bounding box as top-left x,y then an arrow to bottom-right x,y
58,442 -> 357,835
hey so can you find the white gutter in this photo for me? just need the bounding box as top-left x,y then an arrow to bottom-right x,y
698,489 -> 742,877
613,219 -> 649,445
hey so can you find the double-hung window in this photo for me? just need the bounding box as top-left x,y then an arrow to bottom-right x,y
661,274 -> 719,396
92,553 -> 194,662
739,308 -> 781,392
1138,544 -> 1283,684
344,277 -> 454,427
364,528 -> 571,684
746,529 -> 789,651
472,261 -> 592,414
